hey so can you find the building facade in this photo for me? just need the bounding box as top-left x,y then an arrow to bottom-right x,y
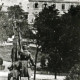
0,0 -> 80,24
27,0 -> 80,24
0,0 -> 28,12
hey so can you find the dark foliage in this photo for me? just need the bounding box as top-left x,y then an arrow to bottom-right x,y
65,64 -> 80,80
8,5 -> 24,19
34,5 -> 80,78
6,5 -> 33,38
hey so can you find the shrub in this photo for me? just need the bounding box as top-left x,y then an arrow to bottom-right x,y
65,64 -> 80,80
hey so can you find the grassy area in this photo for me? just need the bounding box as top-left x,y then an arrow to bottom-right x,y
0,45 -> 37,62
0,45 -> 12,61
0,45 -> 38,62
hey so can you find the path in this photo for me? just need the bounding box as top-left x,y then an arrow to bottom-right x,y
0,61 -> 66,80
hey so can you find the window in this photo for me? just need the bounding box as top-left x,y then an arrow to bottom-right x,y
71,5 -> 74,8
52,4 -> 56,9
2,3 -> 4,5
62,4 -> 65,10
34,3 -> 38,8
19,2 -> 22,7
31,19 -> 34,23
44,3 -> 47,8
42,3 -> 47,9
19,2 -> 22,5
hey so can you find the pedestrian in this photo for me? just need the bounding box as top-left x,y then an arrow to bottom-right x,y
11,45 -> 18,62
8,62 -> 20,80
8,43 -> 21,80
8,43 -> 18,70
20,44 -> 35,80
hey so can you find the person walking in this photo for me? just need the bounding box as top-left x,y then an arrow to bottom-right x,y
8,43 -> 21,80
20,44 -> 35,80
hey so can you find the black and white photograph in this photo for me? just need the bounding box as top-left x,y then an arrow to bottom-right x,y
0,0 -> 80,80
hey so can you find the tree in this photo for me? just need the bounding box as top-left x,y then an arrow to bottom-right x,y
60,5 -> 80,71
8,5 -> 24,19
62,5 -> 80,80
65,64 -> 80,80
6,5 -> 31,38
34,6 -> 62,79
34,5 -> 80,79
40,54 -> 46,69
0,12 -> 9,41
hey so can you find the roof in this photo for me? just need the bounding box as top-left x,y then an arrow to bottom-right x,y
29,0 -> 64,2
29,0 -> 80,3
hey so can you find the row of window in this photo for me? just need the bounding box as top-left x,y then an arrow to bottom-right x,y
34,3 -> 75,10
34,3 -> 49,8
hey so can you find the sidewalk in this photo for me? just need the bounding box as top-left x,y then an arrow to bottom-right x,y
0,61 -> 11,80
0,61 -> 66,80
31,74 -> 66,80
